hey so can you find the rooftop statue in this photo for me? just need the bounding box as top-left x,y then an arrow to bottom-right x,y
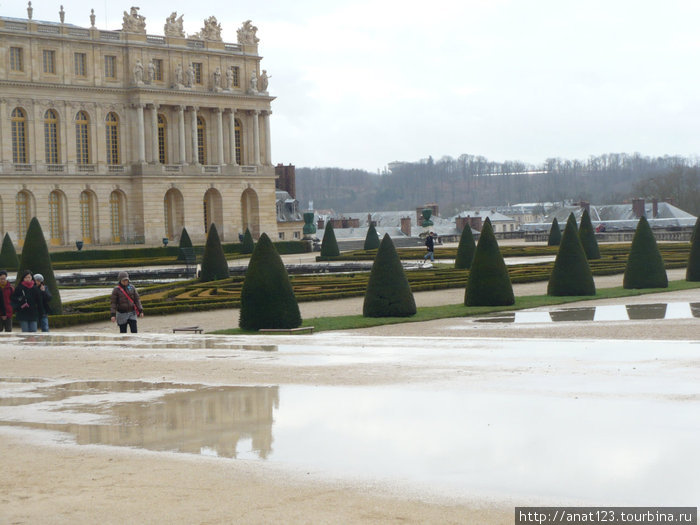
164,12 -> 184,37
122,6 -> 146,33
237,20 -> 259,45
258,70 -> 270,93
194,16 -> 222,41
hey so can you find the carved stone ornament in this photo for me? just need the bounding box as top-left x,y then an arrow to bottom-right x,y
193,16 -> 222,41
237,20 -> 259,45
164,12 -> 184,37
122,6 -> 146,33
133,59 -> 144,85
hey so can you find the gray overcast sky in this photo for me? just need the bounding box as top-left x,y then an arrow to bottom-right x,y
8,1 -> 700,171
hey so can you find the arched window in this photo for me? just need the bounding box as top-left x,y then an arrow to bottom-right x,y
44,109 -> 60,164
75,111 -> 90,164
11,108 -> 28,164
163,189 -> 184,241
48,190 -> 63,245
16,191 -> 30,242
197,116 -> 207,165
105,112 -> 120,165
80,191 -> 95,244
234,118 -> 242,165
110,191 -> 125,243
157,114 -> 167,164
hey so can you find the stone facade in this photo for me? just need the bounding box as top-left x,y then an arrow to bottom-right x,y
0,8 -> 277,247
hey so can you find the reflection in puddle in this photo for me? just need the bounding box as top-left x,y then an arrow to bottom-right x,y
476,302 -> 700,324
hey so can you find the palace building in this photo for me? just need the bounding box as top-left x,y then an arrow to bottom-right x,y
0,5 -> 278,247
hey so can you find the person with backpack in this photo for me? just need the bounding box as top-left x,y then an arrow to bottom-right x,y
11,269 -> 44,332
110,271 -> 144,333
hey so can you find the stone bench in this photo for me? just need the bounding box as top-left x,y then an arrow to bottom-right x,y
259,326 -> 314,335
172,326 -> 203,334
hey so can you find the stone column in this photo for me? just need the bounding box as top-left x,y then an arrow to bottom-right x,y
263,110 -> 272,165
178,105 -> 186,165
215,108 -> 224,166
190,106 -> 198,164
228,109 -> 237,166
150,103 -> 159,164
252,110 -> 260,166
135,103 -> 146,163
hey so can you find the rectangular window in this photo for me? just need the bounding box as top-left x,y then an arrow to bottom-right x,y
232,66 -> 240,87
104,55 -> 116,78
10,47 -> 23,71
278,232 -> 285,240
43,50 -> 56,74
153,59 -> 163,81
74,52 -> 87,77
193,62 -> 202,84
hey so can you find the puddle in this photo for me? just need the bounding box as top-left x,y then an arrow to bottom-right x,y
1,377 -> 699,504
475,302 -> 700,324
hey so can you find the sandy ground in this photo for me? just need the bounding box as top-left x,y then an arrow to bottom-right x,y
1,265 -> 698,524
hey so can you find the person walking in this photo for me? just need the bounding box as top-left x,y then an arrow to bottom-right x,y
110,271 -> 144,333
11,269 -> 43,332
423,231 -> 435,263
0,269 -> 14,332
34,273 -> 52,332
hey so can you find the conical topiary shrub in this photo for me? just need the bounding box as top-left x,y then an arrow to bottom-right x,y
17,217 -> 62,314
547,214 -> 595,296
623,216 -> 668,289
0,233 -> 19,270
241,228 -> 255,254
686,216 -> 700,281
578,209 -> 601,259
176,227 -> 193,261
547,218 -> 561,246
320,222 -> 340,257
454,224 -> 476,270
465,218 -> 514,306
363,234 -> 416,317
363,223 -> 380,250
199,223 -> 230,282
239,233 -> 301,330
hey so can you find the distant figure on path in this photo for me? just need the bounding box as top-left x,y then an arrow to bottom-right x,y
110,271 -> 144,333
423,231 -> 435,263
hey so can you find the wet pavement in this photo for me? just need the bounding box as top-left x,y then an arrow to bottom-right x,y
1,328 -> 699,505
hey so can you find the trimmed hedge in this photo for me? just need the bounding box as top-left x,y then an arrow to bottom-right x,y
177,227 -> 193,261
547,218 -> 561,246
547,213 -> 595,296
687,216 -> 700,281
465,218 -> 514,306
239,232 -> 301,330
578,209 -> 601,259
200,224 -> 230,282
623,216 -> 668,289
17,217 -> 63,314
241,228 -> 255,254
454,225 -> 476,270
363,234 -> 416,317
320,223 -> 340,257
0,233 -> 19,270
364,223 -> 380,250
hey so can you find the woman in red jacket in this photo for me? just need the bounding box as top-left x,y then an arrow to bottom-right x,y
0,269 -> 14,332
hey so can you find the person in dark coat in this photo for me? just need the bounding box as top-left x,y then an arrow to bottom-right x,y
110,271 -> 144,333
11,269 -> 44,332
0,269 -> 14,332
423,231 -> 435,262
34,273 -> 52,333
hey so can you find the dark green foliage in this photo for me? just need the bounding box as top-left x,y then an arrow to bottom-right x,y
241,228 -> 255,254
320,223 -> 340,257
200,224 -> 230,282
547,214 -> 596,296
17,218 -> 62,314
465,218 -> 514,306
623,216 -> 668,289
454,224 -> 476,269
363,234 -> 416,317
0,233 -> 19,270
687,216 -> 700,281
547,218 -> 561,246
578,209 -> 601,260
239,233 -> 301,330
176,228 -> 193,261
363,223 -> 380,250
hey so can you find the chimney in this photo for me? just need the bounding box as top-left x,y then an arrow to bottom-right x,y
455,216 -> 469,233
400,217 -> 411,237
632,198 -> 645,218
317,218 -> 325,230
652,198 -> 658,218
579,201 -> 590,214
469,216 -> 483,232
